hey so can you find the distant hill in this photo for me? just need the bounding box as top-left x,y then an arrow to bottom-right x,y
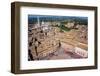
28,15 -> 88,25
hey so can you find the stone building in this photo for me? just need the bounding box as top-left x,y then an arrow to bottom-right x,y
28,23 -> 60,60
65,22 -> 75,28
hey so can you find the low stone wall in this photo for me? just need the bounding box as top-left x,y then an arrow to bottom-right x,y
74,47 -> 88,58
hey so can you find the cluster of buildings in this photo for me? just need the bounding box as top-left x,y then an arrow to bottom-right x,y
28,20 -> 88,60
28,21 -> 60,60
63,21 -> 88,44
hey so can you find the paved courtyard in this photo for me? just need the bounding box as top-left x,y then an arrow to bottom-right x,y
39,43 -> 85,60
